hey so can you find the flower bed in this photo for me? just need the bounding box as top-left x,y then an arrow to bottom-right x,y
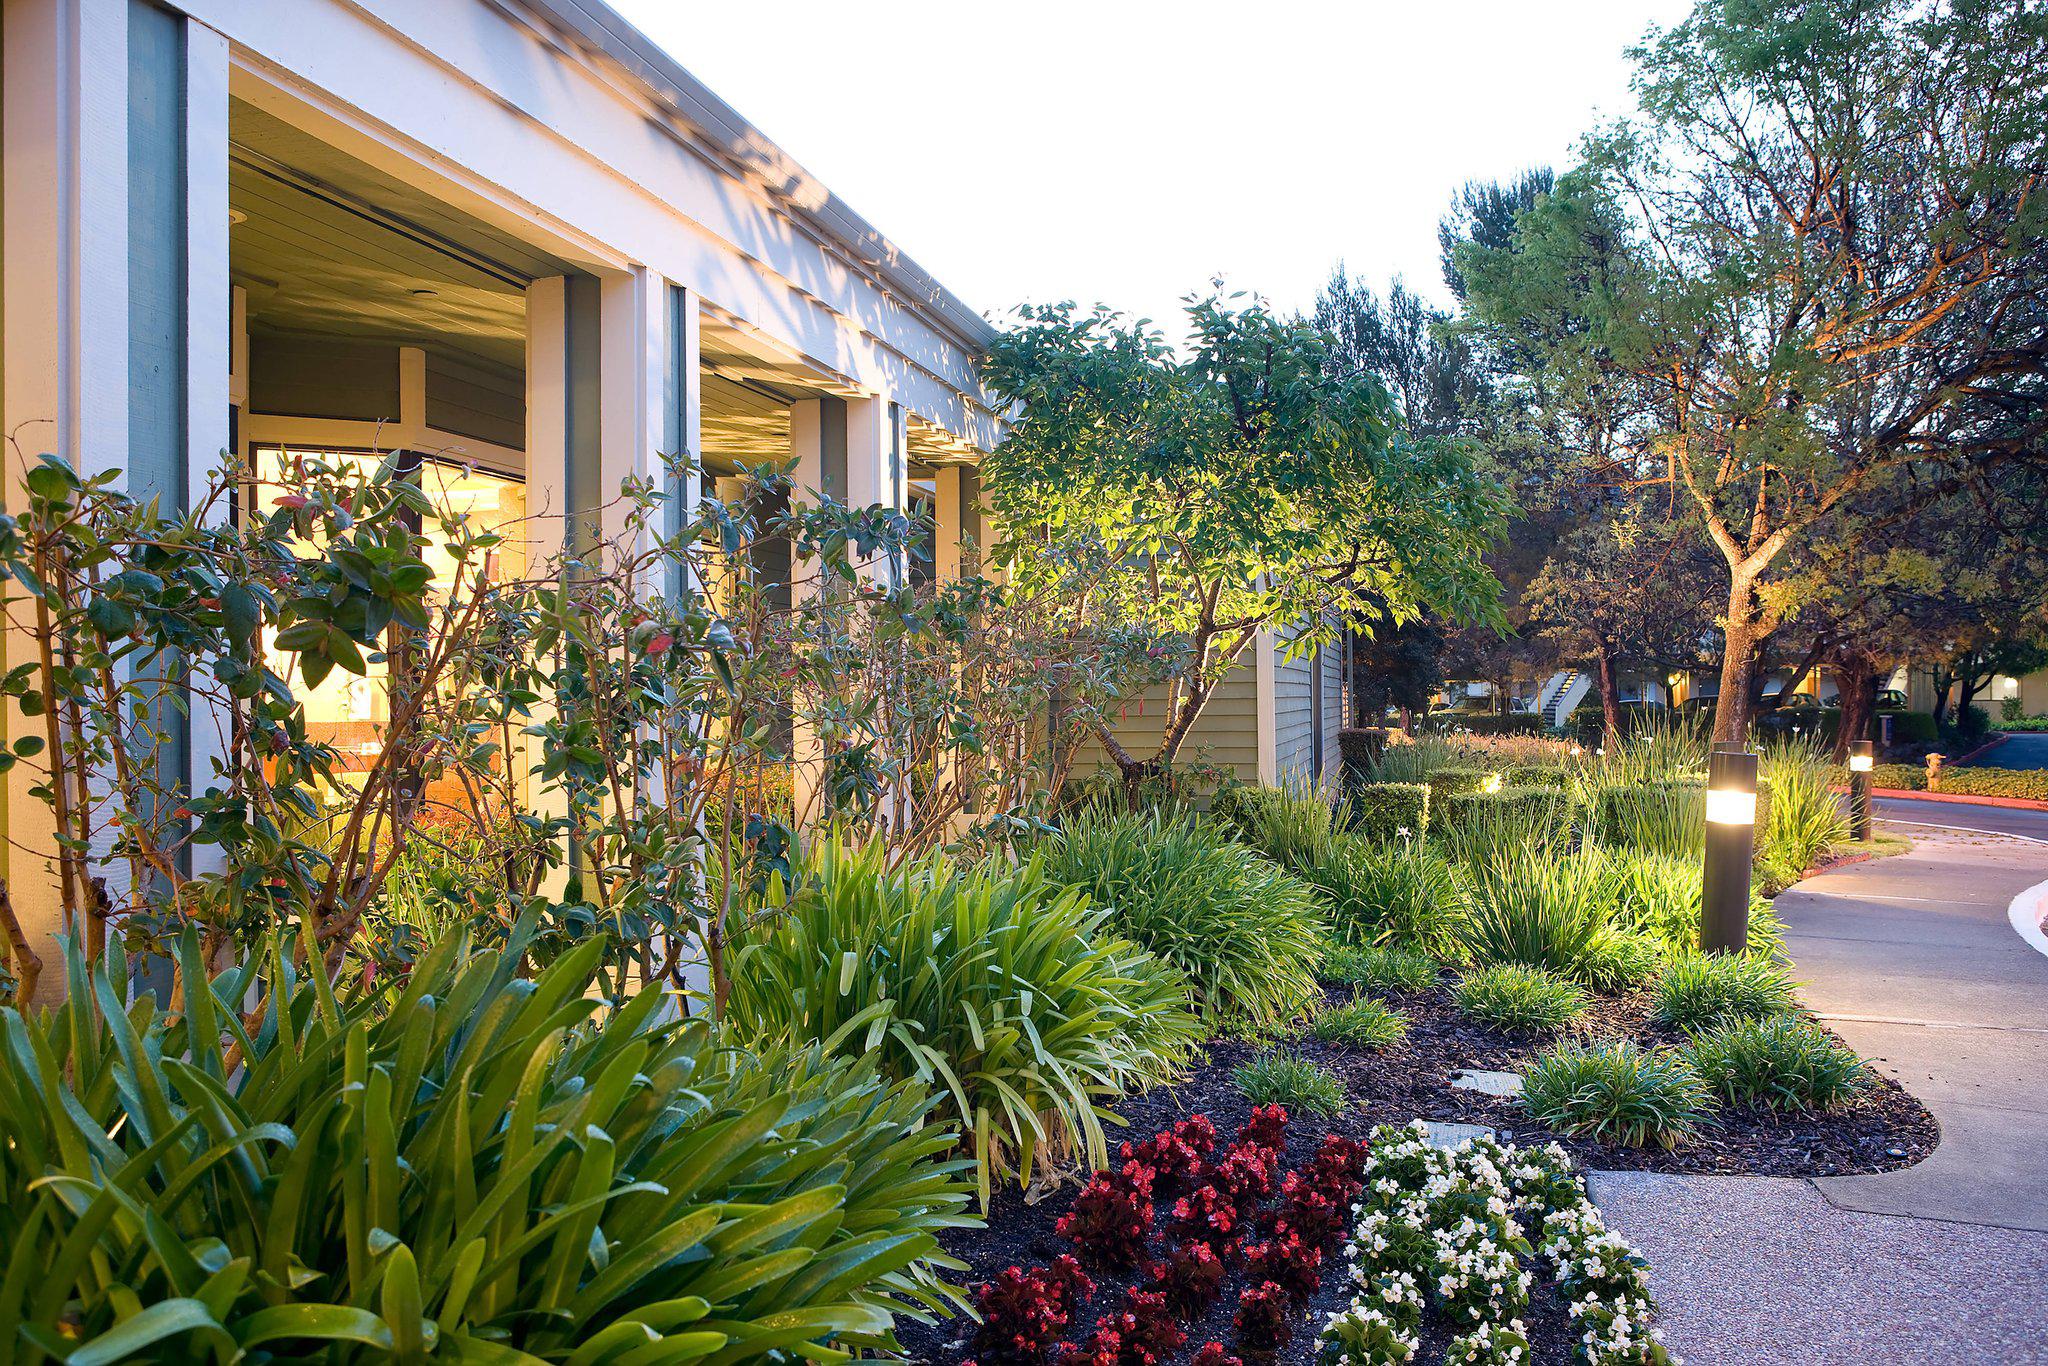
1320,1123 -> 1671,1364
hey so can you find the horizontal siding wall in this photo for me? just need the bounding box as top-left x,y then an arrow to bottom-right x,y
248,333 -> 399,423
1073,648 -> 1262,784
424,350 -> 524,451
1273,639 -> 1315,787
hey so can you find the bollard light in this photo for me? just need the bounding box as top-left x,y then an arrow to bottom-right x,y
1701,747 -> 1758,954
1848,739 -> 1874,842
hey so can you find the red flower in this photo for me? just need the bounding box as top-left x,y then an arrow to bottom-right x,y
646,632 -> 674,656
1233,1280 -> 1295,1351
1190,1346 -> 1243,1366
1238,1104 -> 1289,1154
972,1256 -> 1095,1365
1056,1167 -> 1155,1269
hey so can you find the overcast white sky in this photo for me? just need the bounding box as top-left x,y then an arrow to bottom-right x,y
612,1 -> 1692,335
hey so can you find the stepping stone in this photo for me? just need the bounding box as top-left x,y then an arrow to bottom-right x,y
1451,1068 -> 1524,1098
1419,1119 -> 1495,1149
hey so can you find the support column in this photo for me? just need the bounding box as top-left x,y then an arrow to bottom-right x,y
843,394 -> 908,586
933,465 -> 962,583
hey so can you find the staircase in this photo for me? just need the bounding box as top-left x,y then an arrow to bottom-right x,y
1538,669 -> 1591,728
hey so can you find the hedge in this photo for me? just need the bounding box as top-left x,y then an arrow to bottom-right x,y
1428,712 -> 1547,736
1439,785 -> 1576,833
1503,764 -> 1573,789
1933,767 -> 2048,802
1425,766 -> 1495,804
1999,716 -> 2048,733
1348,782 -> 1430,842
1338,727 -> 1389,782
1865,763 -> 1927,791
1880,710 -> 1937,745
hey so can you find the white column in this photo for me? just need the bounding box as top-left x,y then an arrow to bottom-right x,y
599,266 -> 669,580
933,465 -> 963,583
843,394 -> 908,585
183,17 -> 233,881
1256,629 -> 1279,786
524,276 -> 570,562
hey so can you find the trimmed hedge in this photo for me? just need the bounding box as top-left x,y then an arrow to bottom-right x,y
1428,712 -> 1547,736
1439,784 -> 1575,834
1934,766 -> 2048,801
1348,781 -> 1430,842
1503,764 -> 1573,789
1881,710 -> 1938,745
1338,726 -> 1389,785
1866,762 -> 1927,791
1425,765 -> 1495,804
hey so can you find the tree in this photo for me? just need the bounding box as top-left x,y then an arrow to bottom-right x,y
1572,0 -> 2048,742
980,293 -> 1508,799
1348,603 -> 1444,722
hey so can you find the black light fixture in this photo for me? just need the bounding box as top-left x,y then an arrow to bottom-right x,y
1848,739 -> 1875,842
1701,747 -> 1758,954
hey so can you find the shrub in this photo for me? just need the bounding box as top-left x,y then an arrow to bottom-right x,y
1310,995 -> 1411,1049
1683,1016 -> 1868,1112
725,840 -> 1200,1200
1042,810 -> 1327,1026
1232,1051 -> 1347,1116
1453,963 -> 1588,1033
1304,833 -> 1465,951
1066,1288 -> 1187,1365
1321,942 -> 1441,994
1598,847 -> 1703,952
1883,709 -> 1938,744
1339,726 -> 1390,780
975,1256 -> 1095,1364
1504,763 -> 1573,789
1429,712 -> 1548,735
1239,1102 -> 1291,1153
1520,1040 -> 1714,1149
1427,765 -> 1497,805
1652,954 -> 1800,1028
1347,780 -> 1432,842
1435,784 -> 1581,865
1,931 -> 976,1364
1868,761 -> 1927,791
1934,766 -> 2048,801
1246,1230 -> 1325,1300
1208,780 -> 1337,871
1150,1240 -> 1229,1313
1591,779 -> 1705,858
1458,849 -> 1613,980
1120,1114 -> 1217,1200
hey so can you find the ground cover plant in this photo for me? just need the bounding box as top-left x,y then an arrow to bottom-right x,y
1308,995 -> 1410,1049
1454,962 -> 1589,1034
1682,1016 -> 1869,1113
0,929 -> 976,1364
723,839 -> 1200,1200
1458,849 -> 1614,981
1520,1040 -> 1714,1150
1318,1123 -> 1673,1364
1651,954 -> 1800,1028
1232,1051 -> 1347,1116
1042,810 -> 1326,1027
1321,943 -> 1442,994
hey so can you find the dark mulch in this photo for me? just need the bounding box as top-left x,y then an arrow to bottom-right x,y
897,976 -> 1937,1365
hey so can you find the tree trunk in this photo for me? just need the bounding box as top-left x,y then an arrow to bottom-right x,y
1929,666 -> 1955,731
1830,649 -> 1880,760
1595,641 -> 1623,747
1711,574 -> 1764,746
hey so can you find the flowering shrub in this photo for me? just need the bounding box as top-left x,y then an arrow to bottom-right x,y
1058,1162 -> 1157,1267
1060,1287 -> 1187,1366
1317,1122 -> 1673,1365
975,1255 -> 1095,1364
1149,1240 -> 1229,1314
1171,1182 -> 1244,1251
1234,1279 -> 1297,1352
1189,1345 -> 1245,1366
1207,1141 -> 1280,1210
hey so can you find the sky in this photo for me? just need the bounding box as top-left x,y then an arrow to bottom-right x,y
612,1 -> 1693,336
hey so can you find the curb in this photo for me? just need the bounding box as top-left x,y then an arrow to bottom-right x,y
2008,878 -> 2048,961
1869,787 -> 2048,813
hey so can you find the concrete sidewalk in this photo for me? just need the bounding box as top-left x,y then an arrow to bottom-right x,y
1591,823 -> 2048,1364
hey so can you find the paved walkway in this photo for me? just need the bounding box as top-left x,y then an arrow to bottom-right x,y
1592,809 -> 2048,1365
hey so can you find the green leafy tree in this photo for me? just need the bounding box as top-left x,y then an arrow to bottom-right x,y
1570,0 -> 2048,741
980,293 -> 1508,798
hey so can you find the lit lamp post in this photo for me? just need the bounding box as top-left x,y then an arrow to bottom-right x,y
1848,739 -> 1875,843
1701,747 -> 1758,954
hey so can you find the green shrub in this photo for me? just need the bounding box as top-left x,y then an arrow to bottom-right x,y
0,931 -> 976,1363
1868,762 -> 1927,790
1304,834 -> 1465,952
1521,1040 -> 1714,1149
1458,849 -> 1612,980
726,840 -> 1200,1197
1347,780 -> 1431,842
1232,1050 -> 1347,1116
1882,710 -> 1938,744
1321,943 -> 1441,994
1652,954 -> 1800,1028
1934,766 -> 2048,801
1042,809 -> 1326,1026
1339,727 -> 1390,781
1309,995 -> 1411,1049
1683,1016 -> 1868,1112
1208,781 -> 1337,871
1426,765 -> 1496,806
1576,929 -> 1668,992
1596,847 -> 1701,951
1453,963 -> 1588,1033
1504,763 -> 1573,789
1435,784 -> 1580,864
1591,780 -> 1705,858
1428,713 -> 1547,736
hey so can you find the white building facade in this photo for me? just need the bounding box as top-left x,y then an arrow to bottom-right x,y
1,0 -> 999,996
